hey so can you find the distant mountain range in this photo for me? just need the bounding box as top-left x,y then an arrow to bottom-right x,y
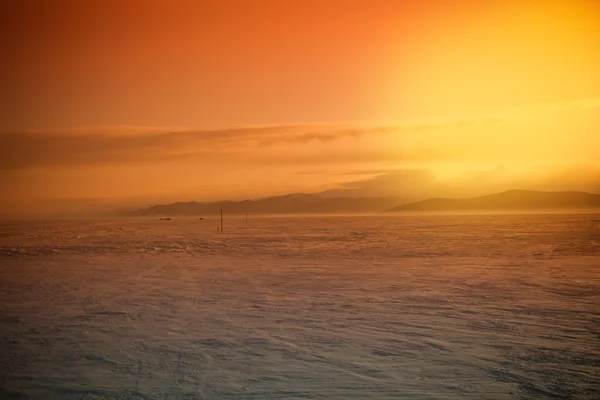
385,190 -> 600,213
124,190 -> 600,217
123,194 -> 405,216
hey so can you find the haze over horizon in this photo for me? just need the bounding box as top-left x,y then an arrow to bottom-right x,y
2,0 -> 599,217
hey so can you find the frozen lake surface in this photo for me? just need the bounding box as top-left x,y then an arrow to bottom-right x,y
0,214 -> 599,399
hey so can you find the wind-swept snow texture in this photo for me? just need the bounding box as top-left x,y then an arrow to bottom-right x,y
0,214 -> 599,399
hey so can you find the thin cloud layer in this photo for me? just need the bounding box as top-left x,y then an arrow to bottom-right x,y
3,95 -> 598,170
0,123 -> 478,169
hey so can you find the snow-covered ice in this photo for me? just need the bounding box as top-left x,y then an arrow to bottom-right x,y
0,214 -> 599,399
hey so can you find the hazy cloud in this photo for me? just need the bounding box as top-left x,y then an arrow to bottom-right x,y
335,169 -> 406,176
3,96 -> 598,170
329,163 -> 600,199
0,122 -> 490,169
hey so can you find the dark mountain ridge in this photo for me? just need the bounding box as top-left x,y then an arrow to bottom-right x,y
123,190 -> 600,217
124,193 -> 405,216
385,190 -> 600,213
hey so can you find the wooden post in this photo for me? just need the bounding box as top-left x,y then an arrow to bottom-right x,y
246,213 -> 248,224
220,209 -> 223,232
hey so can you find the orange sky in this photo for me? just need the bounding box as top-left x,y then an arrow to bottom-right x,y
1,0 -> 599,216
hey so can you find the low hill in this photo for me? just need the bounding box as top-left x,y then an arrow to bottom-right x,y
385,190 -> 600,213
124,194 -> 404,216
